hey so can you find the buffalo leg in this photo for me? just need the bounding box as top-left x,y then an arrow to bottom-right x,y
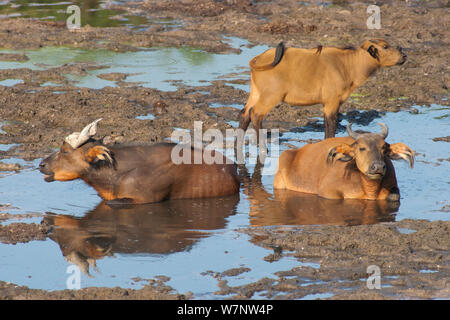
323,101 -> 340,139
239,75 -> 259,132
236,107 -> 252,164
251,110 -> 268,159
250,108 -> 264,139
324,113 -> 337,139
238,107 -> 251,131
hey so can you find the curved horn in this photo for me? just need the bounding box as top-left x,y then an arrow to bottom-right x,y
65,118 -> 102,149
346,123 -> 360,140
377,122 -> 389,139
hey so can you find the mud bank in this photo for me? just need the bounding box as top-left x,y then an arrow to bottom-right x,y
0,80 -> 249,160
0,18 -> 239,54
217,219 -> 449,299
0,278 -> 188,300
0,222 -> 49,244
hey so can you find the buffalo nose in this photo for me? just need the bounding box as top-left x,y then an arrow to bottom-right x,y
398,46 -> 407,58
369,162 -> 386,174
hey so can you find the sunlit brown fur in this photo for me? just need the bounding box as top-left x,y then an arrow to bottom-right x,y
274,133 -> 414,200
239,39 -> 407,139
40,140 -> 240,204
243,165 -> 397,226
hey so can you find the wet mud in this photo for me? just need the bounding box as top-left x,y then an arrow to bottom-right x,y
232,219 -> 449,300
0,222 -> 49,244
0,278 -> 187,300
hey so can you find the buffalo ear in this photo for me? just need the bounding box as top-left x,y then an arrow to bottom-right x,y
327,144 -> 355,165
85,146 -> 114,166
388,143 -> 415,168
367,45 -> 379,61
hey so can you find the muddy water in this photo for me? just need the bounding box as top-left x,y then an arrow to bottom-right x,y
0,38 -> 448,298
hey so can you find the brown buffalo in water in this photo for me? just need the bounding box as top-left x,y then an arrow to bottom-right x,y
274,123 -> 414,200
39,119 -> 240,204
244,164 -> 397,226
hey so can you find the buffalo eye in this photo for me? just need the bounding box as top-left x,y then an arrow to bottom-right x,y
359,147 -> 366,152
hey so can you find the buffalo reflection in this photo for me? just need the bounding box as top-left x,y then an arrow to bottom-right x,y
245,163 -> 398,227
44,195 -> 239,276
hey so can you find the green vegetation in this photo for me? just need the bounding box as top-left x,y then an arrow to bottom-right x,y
0,0 -> 148,27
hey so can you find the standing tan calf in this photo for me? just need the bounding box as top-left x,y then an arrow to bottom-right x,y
239,39 -> 407,139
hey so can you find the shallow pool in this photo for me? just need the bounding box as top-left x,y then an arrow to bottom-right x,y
0,37 -> 265,91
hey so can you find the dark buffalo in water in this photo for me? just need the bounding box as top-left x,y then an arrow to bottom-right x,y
39,119 -> 240,204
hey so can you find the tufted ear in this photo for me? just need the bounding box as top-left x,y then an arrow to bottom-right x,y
367,45 -> 379,61
388,143 -> 415,168
85,146 -> 114,165
327,143 -> 355,165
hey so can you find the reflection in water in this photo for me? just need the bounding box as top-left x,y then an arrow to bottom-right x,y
245,164 -> 398,227
175,47 -> 214,66
43,161 -> 399,277
45,195 -> 239,276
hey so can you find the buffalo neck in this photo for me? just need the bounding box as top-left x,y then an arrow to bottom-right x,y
80,165 -> 119,200
360,173 -> 383,200
347,49 -> 380,87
